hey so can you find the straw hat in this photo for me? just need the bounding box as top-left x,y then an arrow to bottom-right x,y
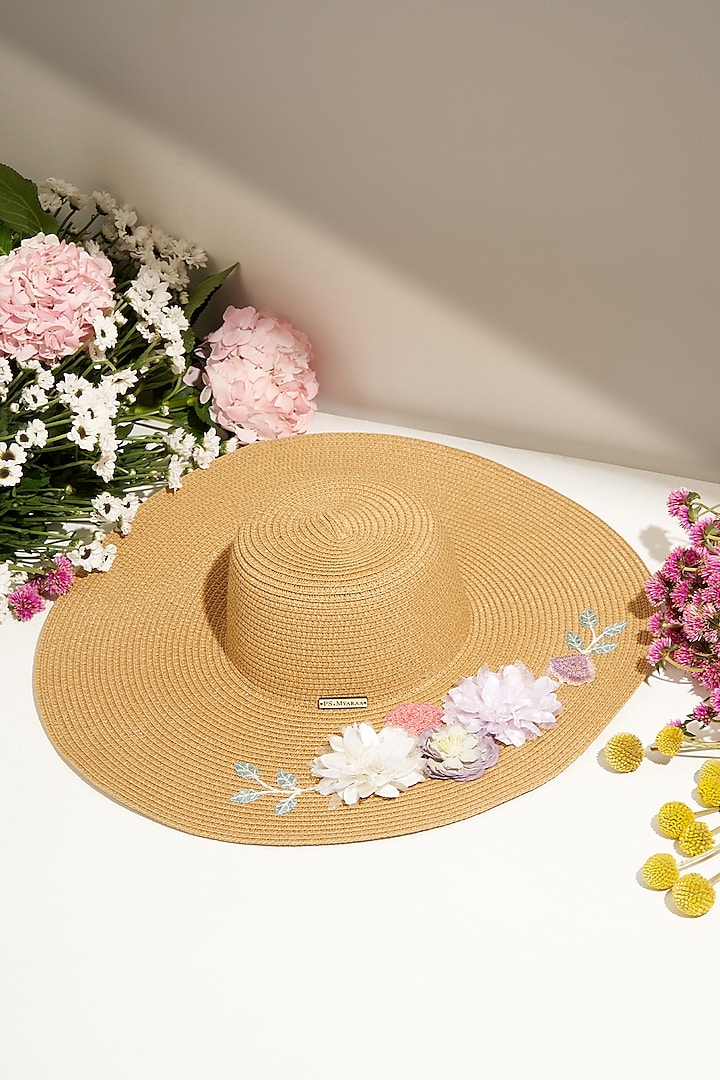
34,431 -> 650,844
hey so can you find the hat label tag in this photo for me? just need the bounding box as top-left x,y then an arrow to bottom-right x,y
317,696 -> 368,710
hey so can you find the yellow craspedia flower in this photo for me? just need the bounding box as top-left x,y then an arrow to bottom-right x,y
697,775 -> 720,809
604,733 -> 643,773
641,853 -> 679,890
657,801 -> 695,839
671,873 -> 716,917
655,725 -> 684,757
677,821 -> 714,856
699,760 -> 720,782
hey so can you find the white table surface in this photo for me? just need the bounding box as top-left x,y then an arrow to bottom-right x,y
3,411 -> 718,1080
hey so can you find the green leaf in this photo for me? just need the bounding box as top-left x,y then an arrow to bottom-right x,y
230,789 -> 262,804
184,263 -> 237,324
274,795 -> 297,816
579,609 -> 597,629
276,769 -> 297,790
0,163 -> 58,237
0,222 -> 12,255
233,761 -> 259,780
601,621 -> 627,638
590,641 -> 618,655
565,631 -> 584,652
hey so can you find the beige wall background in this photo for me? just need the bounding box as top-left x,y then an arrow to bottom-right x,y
0,2 -> 717,478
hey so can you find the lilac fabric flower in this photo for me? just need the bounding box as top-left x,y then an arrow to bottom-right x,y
422,724 -> 500,781
442,661 -> 563,748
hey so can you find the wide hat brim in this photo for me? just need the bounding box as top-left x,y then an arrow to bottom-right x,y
34,432 -> 650,845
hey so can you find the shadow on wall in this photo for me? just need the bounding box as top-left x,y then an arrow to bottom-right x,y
0,1 -> 718,478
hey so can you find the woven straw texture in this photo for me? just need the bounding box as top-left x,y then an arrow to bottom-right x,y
34,432 -> 651,845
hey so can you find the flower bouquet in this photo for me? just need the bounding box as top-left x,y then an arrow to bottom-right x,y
603,488 -> 720,916
0,164 -> 318,623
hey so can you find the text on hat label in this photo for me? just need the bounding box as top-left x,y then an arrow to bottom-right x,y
317,696 -> 369,710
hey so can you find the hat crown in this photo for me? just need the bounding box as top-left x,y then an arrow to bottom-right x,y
224,478 -> 473,705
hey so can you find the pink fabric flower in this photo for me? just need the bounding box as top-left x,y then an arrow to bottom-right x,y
0,234 -> 114,364
442,662 -> 563,748
39,555 -> 75,598
8,582 -> 46,621
189,306 -> 318,442
384,702 -> 443,738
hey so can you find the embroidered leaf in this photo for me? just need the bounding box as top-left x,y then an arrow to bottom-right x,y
230,789 -> 262,804
566,631 -> 585,652
590,641 -> 618,655
276,769 -> 297,790
233,761 -> 259,780
275,795 -> 297,816
579,609 -> 598,629
601,621 -> 628,638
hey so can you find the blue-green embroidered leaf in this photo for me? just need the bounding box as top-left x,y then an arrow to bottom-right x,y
566,631 -> 585,652
230,789 -> 262,804
0,163 -> 58,237
276,769 -> 297,790
590,641 -> 618,655
601,621 -> 628,637
275,795 -> 297,816
233,761 -> 259,780
579,609 -> 598,629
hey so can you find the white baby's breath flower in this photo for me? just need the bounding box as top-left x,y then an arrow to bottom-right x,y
167,454 -> 185,491
0,442 -> 27,466
67,413 -> 103,451
35,368 -> 55,392
310,722 -> 426,806
191,430 -> 221,470
0,561 -> 13,595
68,538 -> 116,572
0,459 -> 23,487
19,385 -> 48,411
91,491 -> 140,535
14,420 -> 48,450
39,190 -> 63,214
92,190 -> 118,215
92,313 -> 119,352
165,429 -> 196,458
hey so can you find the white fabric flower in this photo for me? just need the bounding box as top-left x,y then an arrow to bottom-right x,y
442,661 -> 563,747
310,722 -> 426,806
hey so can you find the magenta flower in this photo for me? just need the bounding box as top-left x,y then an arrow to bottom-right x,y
645,574 -> 669,604
8,582 -> 46,621
188,305 -> 318,443
666,488 -> 693,528
0,234 -> 114,364
39,555 -> 75,598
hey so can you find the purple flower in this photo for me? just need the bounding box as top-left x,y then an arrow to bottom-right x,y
8,583 -> 46,621
38,555 -> 75,598
422,724 -> 500,781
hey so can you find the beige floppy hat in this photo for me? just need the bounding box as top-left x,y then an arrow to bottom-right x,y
34,431 -> 650,844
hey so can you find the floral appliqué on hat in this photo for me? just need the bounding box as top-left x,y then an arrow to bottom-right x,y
230,609 -> 627,815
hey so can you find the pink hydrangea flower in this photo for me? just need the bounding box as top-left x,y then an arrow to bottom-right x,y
188,305 -> 318,443
8,582 -> 46,621
0,233 -> 114,364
